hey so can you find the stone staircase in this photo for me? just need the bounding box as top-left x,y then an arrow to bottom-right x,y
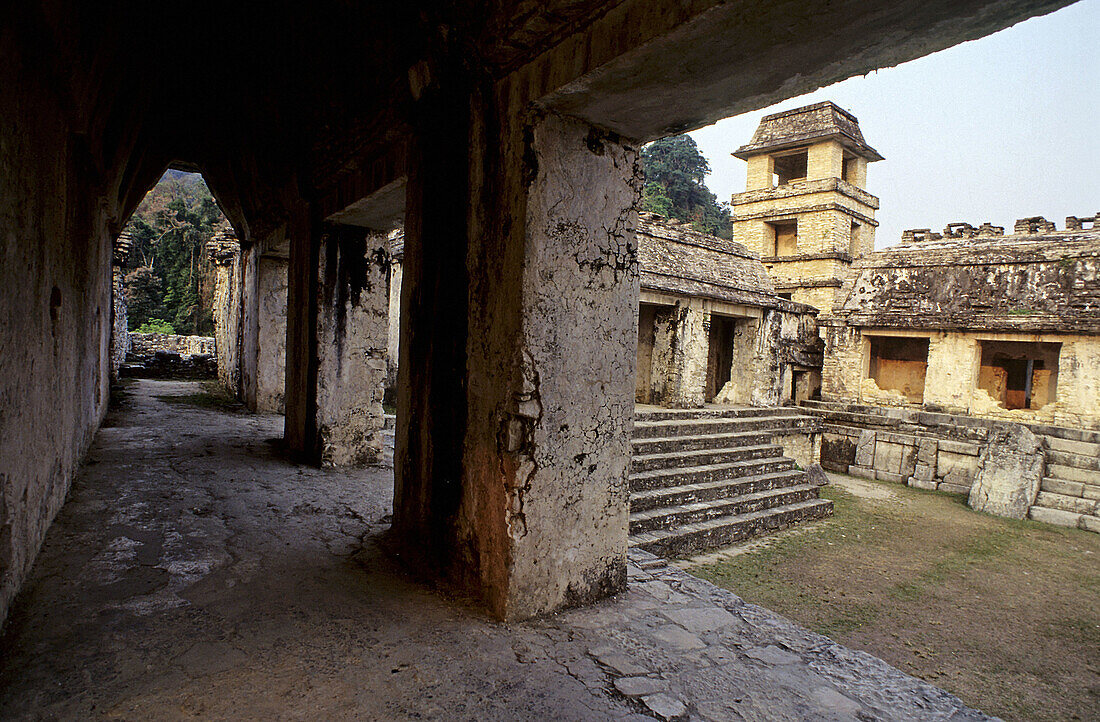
1030,433 -> 1100,533
629,407 -> 832,557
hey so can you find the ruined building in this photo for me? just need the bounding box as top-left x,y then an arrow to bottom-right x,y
811,216 -> 1100,532
1,0 -> 1078,628
731,102 -> 883,311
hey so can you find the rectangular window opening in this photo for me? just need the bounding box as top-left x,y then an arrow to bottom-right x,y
773,150 -> 808,186
767,220 -> 797,257
977,341 -> 1061,410
867,336 -> 929,404
849,221 -> 861,257
842,156 -> 858,184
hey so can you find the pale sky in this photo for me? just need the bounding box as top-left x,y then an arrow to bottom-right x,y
689,0 -> 1099,249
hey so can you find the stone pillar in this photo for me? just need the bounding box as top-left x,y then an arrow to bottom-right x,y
312,227 -> 390,467
207,224 -> 243,396
385,238 -> 403,406
393,80 -> 639,619
109,229 -> 134,377
253,256 -> 288,413
283,206 -> 319,456
666,300 -> 709,407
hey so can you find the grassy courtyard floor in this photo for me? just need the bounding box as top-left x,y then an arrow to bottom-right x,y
688,475 -> 1100,722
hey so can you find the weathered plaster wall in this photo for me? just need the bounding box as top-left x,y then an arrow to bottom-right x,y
254,257 -> 288,413
315,229 -> 389,467
497,113 -> 639,618
0,56 -> 113,626
238,246 -> 260,408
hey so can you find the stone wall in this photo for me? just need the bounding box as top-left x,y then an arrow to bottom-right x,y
635,214 -> 823,408
823,221 -> 1100,429
128,333 -> 215,357
253,257 -> 288,413
0,53 -> 114,626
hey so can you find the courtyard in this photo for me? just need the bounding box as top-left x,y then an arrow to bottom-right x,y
690,475 -> 1100,721
0,380 -> 987,720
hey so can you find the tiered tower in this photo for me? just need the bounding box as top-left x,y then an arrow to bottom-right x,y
730,101 -> 883,311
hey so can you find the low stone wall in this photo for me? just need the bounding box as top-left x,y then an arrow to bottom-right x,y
807,399 -> 1100,496
129,333 -> 215,357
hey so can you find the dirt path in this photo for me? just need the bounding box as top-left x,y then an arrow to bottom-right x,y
689,474 -> 1100,721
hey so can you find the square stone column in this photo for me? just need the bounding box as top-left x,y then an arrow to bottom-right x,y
665,300 -> 709,407
314,227 -> 389,467
253,256 -> 288,413
393,84 -> 640,619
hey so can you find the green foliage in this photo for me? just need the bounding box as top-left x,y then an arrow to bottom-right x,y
640,135 -> 731,239
135,319 -> 175,334
121,170 -> 225,335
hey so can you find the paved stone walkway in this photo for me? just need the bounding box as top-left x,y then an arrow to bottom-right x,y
0,380 -> 992,720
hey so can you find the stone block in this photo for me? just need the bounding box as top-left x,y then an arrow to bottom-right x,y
968,423 -> 1044,520
854,430 -> 876,467
908,477 -> 938,491
873,441 -> 904,475
939,483 -> 971,495
1083,485 -> 1100,501
848,465 -> 876,480
803,463 -> 829,487
1079,515 -> 1100,534
1041,478 -> 1084,497
916,437 -> 938,465
1028,506 -> 1082,528
937,451 -> 977,488
875,471 -> 906,484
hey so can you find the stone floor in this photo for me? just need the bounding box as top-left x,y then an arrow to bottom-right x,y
0,380 -> 992,721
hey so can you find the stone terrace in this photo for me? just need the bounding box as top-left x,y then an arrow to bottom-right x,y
0,380 -> 989,720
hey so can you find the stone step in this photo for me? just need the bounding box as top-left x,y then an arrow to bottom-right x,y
631,469 -> 807,513
634,406 -> 806,422
630,498 -> 834,558
630,457 -> 797,493
631,430 -> 772,455
1034,491 -> 1100,516
631,444 -> 784,473
1045,448 -> 1100,473
633,415 -> 820,440
383,413 -> 396,431
630,484 -> 820,535
1045,436 -> 1100,458
1046,463 -> 1100,485
1039,477 -> 1100,500
1028,506 -> 1100,534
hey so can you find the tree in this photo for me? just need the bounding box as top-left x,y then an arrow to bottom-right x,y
641,135 -> 731,239
120,171 -> 225,335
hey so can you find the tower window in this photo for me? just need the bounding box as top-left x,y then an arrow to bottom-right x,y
842,156 -> 858,184
772,150 -> 807,186
850,221 -> 861,257
766,220 -> 797,256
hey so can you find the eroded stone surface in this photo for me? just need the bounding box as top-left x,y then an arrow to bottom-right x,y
969,423 -> 1044,520
0,380 -> 992,720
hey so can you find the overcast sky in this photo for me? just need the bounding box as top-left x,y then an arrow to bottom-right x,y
689,0 -> 1099,249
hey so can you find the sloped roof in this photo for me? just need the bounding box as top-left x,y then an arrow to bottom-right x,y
834,228 -> 1100,334
734,101 -> 883,161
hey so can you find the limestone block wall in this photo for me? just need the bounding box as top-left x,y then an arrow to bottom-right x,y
823,326 -> 1100,429
0,59 -> 114,626
238,246 -> 260,408
128,333 -> 215,357
315,229 -> 389,467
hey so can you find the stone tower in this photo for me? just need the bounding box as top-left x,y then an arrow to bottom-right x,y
730,101 -> 883,311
